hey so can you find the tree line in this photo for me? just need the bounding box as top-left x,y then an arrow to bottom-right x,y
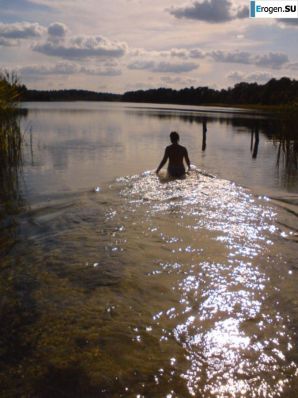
122,77 -> 298,106
20,88 -> 121,102
11,76 -> 298,107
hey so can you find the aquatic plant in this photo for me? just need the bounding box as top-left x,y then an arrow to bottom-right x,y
0,71 -> 24,229
0,114 -> 23,257
0,70 -> 23,168
0,70 -> 22,113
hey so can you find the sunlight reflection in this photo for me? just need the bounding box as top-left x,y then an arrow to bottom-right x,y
116,168 -> 297,397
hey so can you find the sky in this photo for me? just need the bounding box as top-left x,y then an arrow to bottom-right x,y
0,0 -> 297,92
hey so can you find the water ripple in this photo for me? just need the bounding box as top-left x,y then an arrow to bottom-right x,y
114,168 -> 297,397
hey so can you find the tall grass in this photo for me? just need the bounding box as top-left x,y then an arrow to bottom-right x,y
0,71 -> 23,218
0,70 -> 21,113
0,70 -> 22,167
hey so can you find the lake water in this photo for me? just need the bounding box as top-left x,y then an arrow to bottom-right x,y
1,102 -> 297,397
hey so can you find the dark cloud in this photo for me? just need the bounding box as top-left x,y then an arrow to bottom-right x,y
33,35 -> 127,59
236,6 -> 249,19
0,22 -> 45,39
128,60 -> 198,73
255,52 -> 288,68
169,0 -> 248,23
48,22 -> 67,38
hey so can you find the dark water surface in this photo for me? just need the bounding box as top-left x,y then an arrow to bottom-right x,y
0,102 -> 297,397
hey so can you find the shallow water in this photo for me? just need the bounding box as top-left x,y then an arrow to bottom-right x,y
0,102 -> 297,397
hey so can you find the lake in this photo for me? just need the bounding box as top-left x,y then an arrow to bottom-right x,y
0,101 -> 297,397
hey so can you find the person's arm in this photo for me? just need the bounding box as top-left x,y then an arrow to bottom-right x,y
184,148 -> 191,171
156,148 -> 169,174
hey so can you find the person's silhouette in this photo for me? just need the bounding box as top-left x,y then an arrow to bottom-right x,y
156,131 -> 190,178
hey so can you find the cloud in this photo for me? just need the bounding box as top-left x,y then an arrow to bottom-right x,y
227,71 -> 244,82
124,81 -> 158,91
153,61 -> 199,73
161,75 -> 199,87
1,0 -> 51,12
169,0 -> 249,23
0,37 -> 18,46
189,48 -> 205,58
128,60 -> 199,73
0,22 -> 45,39
128,47 -> 289,71
167,48 -> 189,58
168,48 -> 205,59
227,71 -> 274,83
288,62 -> 298,70
17,62 -> 122,77
210,50 -> 252,64
18,63 -> 79,76
276,18 -> 298,27
48,22 -> 68,38
209,50 -> 288,68
254,52 -> 288,68
33,35 -> 127,59
80,66 -> 122,76
236,5 -> 249,19
129,47 -> 205,60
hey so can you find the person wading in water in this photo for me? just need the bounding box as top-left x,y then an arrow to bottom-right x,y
156,131 -> 190,178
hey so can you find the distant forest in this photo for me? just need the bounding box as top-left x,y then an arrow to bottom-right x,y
21,88 -> 121,102
20,77 -> 298,106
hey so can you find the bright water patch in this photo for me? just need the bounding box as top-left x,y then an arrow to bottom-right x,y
111,168 -> 298,397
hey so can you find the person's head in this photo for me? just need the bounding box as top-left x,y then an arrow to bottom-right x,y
170,131 -> 179,143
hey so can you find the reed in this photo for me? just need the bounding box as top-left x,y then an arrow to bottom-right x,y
0,71 -> 23,214
0,70 -> 21,113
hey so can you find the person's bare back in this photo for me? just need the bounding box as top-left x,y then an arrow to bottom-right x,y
156,132 -> 190,178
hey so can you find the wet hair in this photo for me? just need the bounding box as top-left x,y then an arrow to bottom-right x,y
170,131 -> 179,143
